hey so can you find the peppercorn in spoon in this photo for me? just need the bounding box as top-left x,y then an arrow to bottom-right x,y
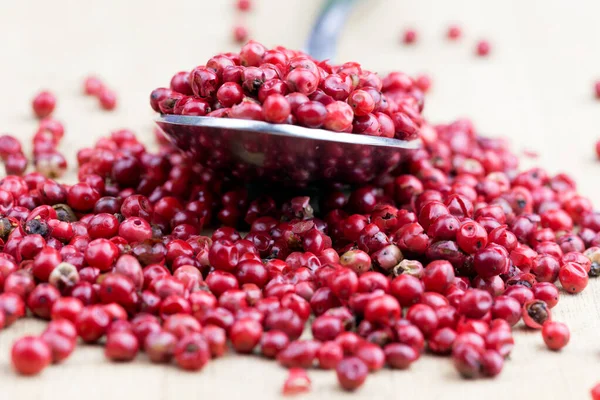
155,0 -> 422,187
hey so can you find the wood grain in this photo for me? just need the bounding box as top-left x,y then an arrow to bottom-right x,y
1,0 -> 600,398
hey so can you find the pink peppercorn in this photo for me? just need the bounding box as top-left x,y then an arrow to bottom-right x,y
84,76 -> 104,96
476,40 -> 491,56
99,89 -> 117,110
403,29 -> 417,44
447,25 -> 462,40
233,25 -> 249,43
32,91 -> 56,119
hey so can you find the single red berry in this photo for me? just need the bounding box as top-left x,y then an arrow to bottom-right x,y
595,81 -> 600,99
402,29 -> 417,44
347,90 -> 375,116
473,244 -> 509,278
67,183 -> 100,211
233,25 -> 249,43
84,238 -> 119,271
286,69 -> 319,96
317,340 -> 344,369
422,260 -> 455,293
414,74 -> 432,92
311,314 -> 344,342
522,299 -> 552,329
169,71 -> 193,95
390,274 -> 424,307
428,327 -> 457,354
476,40 -> 491,56
491,295 -> 521,326
531,255 -> 560,283
105,331 -> 139,361
384,343 -> 420,368
32,91 -> 56,118
27,283 -> 61,319
480,349 -> 503,377
262,94 -> 291,123
99,88 -> 117,110
336,357 -> 368,391
458,289 -> 493,319
203,324 -> 228,358
452,343 -> 482,379
11,336 -> 52,375
230,318 -> 263,353
532,282 -> 560,308
394,320 -> 425,352
84,76 -> 104,96
558,262 -> 588,294
237,0 -> 251,11
144,330 -> 177,363
541,321 -> 570,350
456,221 -> 488,254
5,153 -> 28,176
406,303 -> 439,338
364,294 -> 401,326
208,240 -> 239,272
447,25 -> 462,40
339,249 -> 372,274
354,342 -> 385,372
260,330 -> 290,358
174,333 -> 210,371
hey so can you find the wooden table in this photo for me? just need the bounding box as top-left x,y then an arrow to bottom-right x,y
1,0 -> 600,398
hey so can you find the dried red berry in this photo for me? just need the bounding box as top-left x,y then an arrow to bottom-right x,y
558,262 -> 588,294
522,299 -> 552,329
476,40 -> 491,56
336,357 -> 368,391
11,336 -> 52,375
541,321 -> 570,351
230,318 -> 263,353
233,25 -> 249,44
105,331 -> 139,361
447,25 -> 462,40
99,88 -> 117,110
32,91 -> 56,118
84,76 -> 104,96
402,29 -> 417,44
173,333 -> 210,371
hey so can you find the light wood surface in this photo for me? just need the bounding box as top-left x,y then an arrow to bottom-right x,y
1,0 -> 600,399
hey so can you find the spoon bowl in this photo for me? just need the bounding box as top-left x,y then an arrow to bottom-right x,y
155,0 -> 421,187
156,115 -> 421,187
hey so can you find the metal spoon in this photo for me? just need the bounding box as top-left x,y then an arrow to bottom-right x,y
156,0 -> 420,187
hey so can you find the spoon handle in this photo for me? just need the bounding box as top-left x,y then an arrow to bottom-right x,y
306,0 -> 356,61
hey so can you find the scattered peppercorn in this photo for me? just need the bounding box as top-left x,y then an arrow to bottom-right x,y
0,43 -> 597,390
402,29 -> 417,45
476,40 -> 491,56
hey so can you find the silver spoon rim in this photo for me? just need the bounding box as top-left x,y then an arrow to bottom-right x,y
156,115 -> 422,150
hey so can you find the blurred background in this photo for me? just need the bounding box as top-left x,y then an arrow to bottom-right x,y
1,1 -> 600,399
